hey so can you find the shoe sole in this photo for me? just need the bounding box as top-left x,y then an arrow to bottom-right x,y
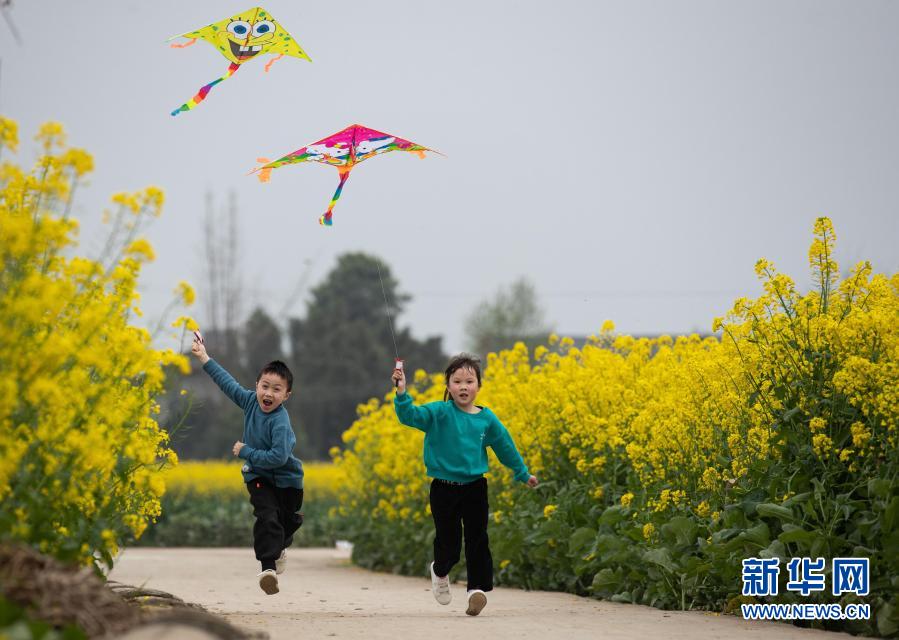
466,591 -> 487,616
259,574 -> 279,595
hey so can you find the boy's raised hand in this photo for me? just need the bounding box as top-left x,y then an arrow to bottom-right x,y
392,366 -> 406,394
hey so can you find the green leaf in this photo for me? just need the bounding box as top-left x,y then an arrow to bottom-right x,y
810,535 -> 826,558
756,503 -> 797,523
710,527 -> 741,544
743,522 -> 771,547
876,601 -> 897,637
868,478 -> 892,500
598,505 -> 626,529
781,492 -> 812,508
759,539 -> 786,560
883,497 -> 899,533
643,548 -> 677,573
661,516 -> 698,547
567,527 -> 597,556
590,568 -> 619,597
0,596 -> 24,626
778,524 -> 814,545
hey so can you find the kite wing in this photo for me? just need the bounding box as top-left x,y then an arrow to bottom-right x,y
350,125 -> 433,164
253,124 -> 435,174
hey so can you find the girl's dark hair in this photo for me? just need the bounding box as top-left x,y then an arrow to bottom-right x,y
257,360 -> 293,391
443,353 -> 482,401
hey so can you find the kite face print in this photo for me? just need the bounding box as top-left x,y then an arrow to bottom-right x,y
303,143 -> 350,165
355,137 -> 396,160
180,6 -> 310,66
216,9 -> 276,63
221,15 -> 276,62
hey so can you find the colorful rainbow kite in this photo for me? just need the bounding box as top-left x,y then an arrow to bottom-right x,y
253,124 -> 440,226
168,6 -> 310,116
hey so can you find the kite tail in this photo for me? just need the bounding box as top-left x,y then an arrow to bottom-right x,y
254,158 -> 273,183
169,37 -> 198,49
171,62 -> 240,116
264,53 -> 285,73
319,170 -> 350,226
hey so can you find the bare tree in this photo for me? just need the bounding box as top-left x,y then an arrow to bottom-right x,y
201,191 -> 244,337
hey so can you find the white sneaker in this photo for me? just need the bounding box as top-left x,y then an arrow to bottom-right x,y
466,589 -> 487,616
275,549 -> 287,575
257,569 -> 279,595
429,562 -> 452,605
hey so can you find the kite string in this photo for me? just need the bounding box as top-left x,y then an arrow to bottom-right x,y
376,261 -> 400,361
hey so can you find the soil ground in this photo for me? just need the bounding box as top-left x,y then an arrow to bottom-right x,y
110,548 -> 853,640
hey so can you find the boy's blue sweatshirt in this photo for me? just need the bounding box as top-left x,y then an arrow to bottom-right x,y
203,359 -> 304,489
394,392 -> 530,484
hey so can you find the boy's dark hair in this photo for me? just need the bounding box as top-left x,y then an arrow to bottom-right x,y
257,360 -> 293,391
443,353 -> 482,401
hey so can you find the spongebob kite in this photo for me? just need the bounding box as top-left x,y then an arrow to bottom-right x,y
169,6 -> 310,116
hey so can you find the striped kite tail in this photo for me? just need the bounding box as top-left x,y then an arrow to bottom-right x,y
171,63 -> 241,116
319,170 -> 350,226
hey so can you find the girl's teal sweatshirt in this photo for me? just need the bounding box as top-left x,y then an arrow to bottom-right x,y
394,392 -> 530,484
203,359 -> 304,489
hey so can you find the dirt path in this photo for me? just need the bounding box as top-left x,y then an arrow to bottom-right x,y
110,548 -> 851,640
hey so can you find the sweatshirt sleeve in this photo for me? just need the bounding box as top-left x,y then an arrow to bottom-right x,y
393,393 -> 439,433
203,359 -> 255,412
485,413 -> 530,482
238,418 -> 294,469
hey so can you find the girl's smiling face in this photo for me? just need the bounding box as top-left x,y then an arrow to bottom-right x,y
447,366 -> 480,412
256,372 -> 291,413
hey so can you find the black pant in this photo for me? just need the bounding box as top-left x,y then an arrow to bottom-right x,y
246,479 -> 303,571
429,477 -> 492,592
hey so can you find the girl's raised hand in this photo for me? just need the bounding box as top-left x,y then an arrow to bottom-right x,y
191,338 -> 210,364
392,367 -> 406,394
527,475 -> 539,488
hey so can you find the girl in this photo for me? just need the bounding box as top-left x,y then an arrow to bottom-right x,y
392,353 -> 538,616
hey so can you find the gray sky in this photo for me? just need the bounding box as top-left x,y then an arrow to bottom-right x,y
2,1 -> 897,354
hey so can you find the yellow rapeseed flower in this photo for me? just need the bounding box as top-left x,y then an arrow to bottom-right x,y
175,281 -> 196,306
0,119 -> 194,568
171,315 -> 199,331
812,433 -> 834,458
0,115 -> 19,152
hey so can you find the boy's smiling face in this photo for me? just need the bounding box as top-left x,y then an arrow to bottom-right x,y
256,372 -> 291,413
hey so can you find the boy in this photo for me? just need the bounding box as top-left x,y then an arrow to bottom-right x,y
191,336 -> 303,595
